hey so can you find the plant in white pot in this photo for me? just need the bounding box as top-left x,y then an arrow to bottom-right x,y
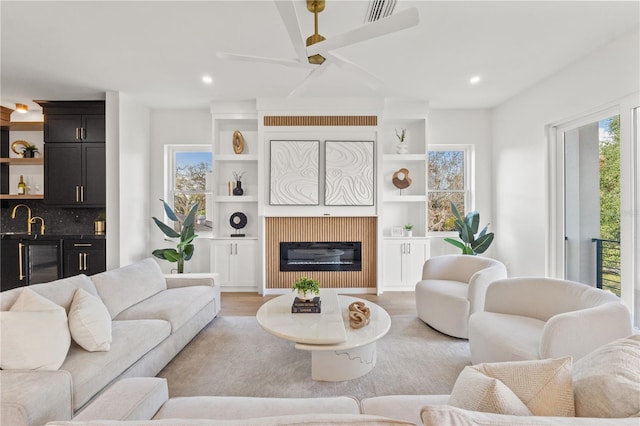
403,223 -> 414,237
292,276 -> 320,301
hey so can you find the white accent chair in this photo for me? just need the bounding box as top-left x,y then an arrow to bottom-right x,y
415,255 -> 508,339
469,277 -> 633,364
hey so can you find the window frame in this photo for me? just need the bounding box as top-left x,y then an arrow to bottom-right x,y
164,144 -> 213,235
426,144 -> 475,234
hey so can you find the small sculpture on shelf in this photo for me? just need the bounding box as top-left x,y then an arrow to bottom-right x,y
232,171 -> 245,196
395,128 -> 408,154
348,301 -> 370,329
392,168 -> 412,194
232,130 -> 245,154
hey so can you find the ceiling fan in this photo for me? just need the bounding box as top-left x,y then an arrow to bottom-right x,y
217,0 -> 419,96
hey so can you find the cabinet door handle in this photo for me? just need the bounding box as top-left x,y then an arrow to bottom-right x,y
407,243 -> 411,254
76,128 -> 80,140
229,244 -> 233,255
83,253 -> 88,271
76,186 -> 80,202
74,243 -> 92,247
80,186 -> 84,203
235,244 -> 238,255
18,243 -> 25,280
78,253 -> 83,271
81,128 -> 86,140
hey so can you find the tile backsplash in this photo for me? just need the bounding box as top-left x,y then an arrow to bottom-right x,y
1,200 -> 104,234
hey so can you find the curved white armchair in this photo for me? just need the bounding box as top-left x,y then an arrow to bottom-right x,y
415,255 -> 508,339
469,277 -> 633,364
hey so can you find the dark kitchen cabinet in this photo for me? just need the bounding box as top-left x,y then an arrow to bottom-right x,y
0,238 -> 63,290
37,100 -> 105,143
63,239 -> 106,277
45,143 -> 105,207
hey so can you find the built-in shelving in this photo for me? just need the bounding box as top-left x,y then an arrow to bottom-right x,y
0,158 -> 43,165
0,194 -> 44,200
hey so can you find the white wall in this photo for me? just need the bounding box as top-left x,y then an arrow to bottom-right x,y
427,109 -> 494,257
149,109 -> 212,273
492,28 -> 639,276
108,92 -> 151,267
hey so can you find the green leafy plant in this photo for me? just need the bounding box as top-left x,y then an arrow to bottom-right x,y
395,128 -> 406,143
404,223 -> 413,231
292,276 -> 320,296
444,201 -> 494,255
152,199 -> 198,273
22,145 -> 39,157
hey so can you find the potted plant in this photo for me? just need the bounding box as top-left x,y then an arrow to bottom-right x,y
403,223 -> 413,237
444,201 -> 494,255
196,209 -> 206,225
292,276 -> 320,301
395,128 -> 408,154
21,145 -> 39,158
152,199 -> 199,273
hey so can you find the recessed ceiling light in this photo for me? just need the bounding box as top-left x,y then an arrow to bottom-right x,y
202,75 -> 213,84
469,76 -> 481,85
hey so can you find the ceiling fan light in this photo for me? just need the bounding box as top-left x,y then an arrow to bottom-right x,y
15,103 -> 28,113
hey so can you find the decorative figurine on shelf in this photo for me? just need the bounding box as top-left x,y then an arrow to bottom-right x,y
232,171 -> 245,196
348,301 -> 371,329
229,211 -> 247,237
232,130 -> 245,154
392,168 -> 412,194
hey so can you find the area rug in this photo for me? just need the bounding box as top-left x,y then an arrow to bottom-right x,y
158,315 -> 470,399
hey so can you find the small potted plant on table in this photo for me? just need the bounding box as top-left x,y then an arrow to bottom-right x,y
292,276 -> 320,301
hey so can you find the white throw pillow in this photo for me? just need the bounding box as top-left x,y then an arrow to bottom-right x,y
449,357 -> 574,417
68,288 -> 112,351
573,334 -> 640,418
0,288 -> 71,370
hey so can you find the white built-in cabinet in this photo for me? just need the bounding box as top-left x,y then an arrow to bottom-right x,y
211,109 -> 260,291
210,238 -> 258,291
380,114 -> 430,291
382,239 -> 430,289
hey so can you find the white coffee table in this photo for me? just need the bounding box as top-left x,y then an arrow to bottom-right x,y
256,289 -> 391,381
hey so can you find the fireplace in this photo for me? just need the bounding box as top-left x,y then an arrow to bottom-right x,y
280,242 -> 362,272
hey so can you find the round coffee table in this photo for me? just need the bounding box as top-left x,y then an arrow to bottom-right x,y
256,289 -> 391,381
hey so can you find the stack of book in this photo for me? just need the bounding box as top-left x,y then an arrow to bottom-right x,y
291,296 -> 321,313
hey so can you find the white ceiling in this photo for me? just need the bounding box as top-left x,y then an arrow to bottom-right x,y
1,0 -> 638,113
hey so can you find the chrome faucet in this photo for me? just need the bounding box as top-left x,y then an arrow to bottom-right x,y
30,216 -> 46,235
10,204 -> 32,234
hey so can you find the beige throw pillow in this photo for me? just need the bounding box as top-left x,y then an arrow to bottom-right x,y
449,357 -> 574,417
573,334 -> 640,418
0,288 -> 71,370
68,288 -> 112,351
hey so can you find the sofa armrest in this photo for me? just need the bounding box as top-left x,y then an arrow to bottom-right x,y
1,369 -> 73,426
540,302 -> 633,360
164,273 -> 218,289
73,378 -> 168,421
467,264 -> 508,316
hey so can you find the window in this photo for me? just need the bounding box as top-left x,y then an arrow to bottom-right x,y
165,145 -> 213,233
427,145 -> 473,232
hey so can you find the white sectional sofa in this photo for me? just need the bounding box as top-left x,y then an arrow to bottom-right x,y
0,258 -> 221,426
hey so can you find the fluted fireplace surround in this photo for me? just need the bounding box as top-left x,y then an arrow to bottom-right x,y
265,217 -> 377,290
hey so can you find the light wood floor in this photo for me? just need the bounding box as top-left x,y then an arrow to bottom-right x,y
219,291 -> 417,316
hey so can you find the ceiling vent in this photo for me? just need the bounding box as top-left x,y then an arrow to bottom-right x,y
365,0 -> 397,23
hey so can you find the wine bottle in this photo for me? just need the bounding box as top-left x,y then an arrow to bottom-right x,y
17,175 -> 26,195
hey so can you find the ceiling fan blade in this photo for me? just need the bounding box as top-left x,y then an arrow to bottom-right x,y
288,64 -> 331,97
216,52 -> 309,68
325,52 -> 385,91
307,7 -> 419,57
274,0 -> 308,63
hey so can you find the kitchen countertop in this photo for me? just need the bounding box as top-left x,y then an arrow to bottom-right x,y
0,233 -> 106,240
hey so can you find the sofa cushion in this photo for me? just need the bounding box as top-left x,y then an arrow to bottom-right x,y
0,288 -> 71,370
361,395 -> 450,425
115,286 -> 215,332
48,414 -> 416,425
1,274 -> 97,312
61,319 -> 171,410
469,312 -> 544,361
154,396 -> 360,420
420,404 -> 640,426
449,357 -> 574,417
573,334 -> 640,418
69,288 -> 112,352
91,258 -> 167,318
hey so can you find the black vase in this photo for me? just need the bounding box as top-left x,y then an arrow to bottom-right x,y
233,181 -> 244,196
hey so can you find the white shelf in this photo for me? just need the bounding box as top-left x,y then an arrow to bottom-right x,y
384,195 -> 427,202
383,154 -> 425,161
214,154 -> 258,162
215,196 -> 258,203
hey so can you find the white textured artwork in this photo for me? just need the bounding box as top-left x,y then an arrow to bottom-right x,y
325,141 -> 375,206
270,140 -> 319,205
